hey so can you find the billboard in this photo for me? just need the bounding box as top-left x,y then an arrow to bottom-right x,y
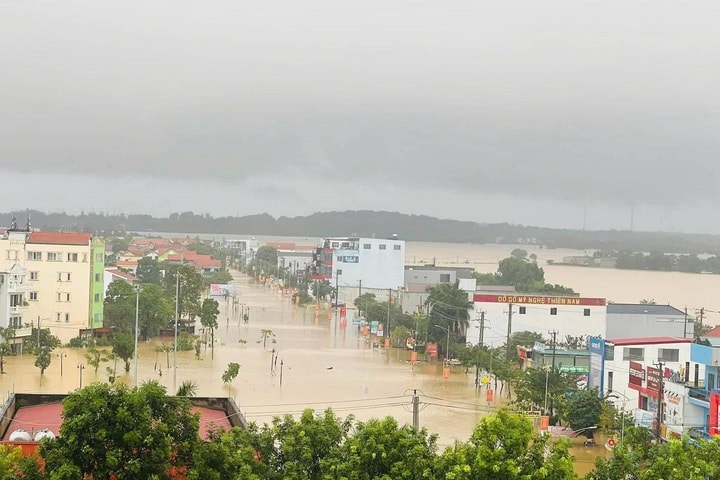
210,284 -> 234,297
647,366 -> 661,393
629,361 -> 644,388
588,337 -> 605,392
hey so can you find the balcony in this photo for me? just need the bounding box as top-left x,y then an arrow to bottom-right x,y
688,387 -> 710,406
7,282 -> 32,293
13,326 -> 32,338
10,304 -> 28,314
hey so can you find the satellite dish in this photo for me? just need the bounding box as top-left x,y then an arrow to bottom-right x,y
34,429 -> 56,441
9,430 -> 32,442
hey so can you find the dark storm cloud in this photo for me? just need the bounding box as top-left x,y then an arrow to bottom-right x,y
1,0 -> 719,212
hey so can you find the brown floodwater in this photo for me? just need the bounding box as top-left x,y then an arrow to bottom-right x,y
0,270 -> 607,473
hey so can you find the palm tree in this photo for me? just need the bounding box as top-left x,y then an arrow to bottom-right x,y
176,380 -> 198,397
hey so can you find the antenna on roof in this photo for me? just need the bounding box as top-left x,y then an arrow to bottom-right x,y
9,213 -> 17,231
25,210 -> 31,232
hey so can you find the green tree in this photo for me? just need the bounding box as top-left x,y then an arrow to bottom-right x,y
40,382 -> 200,479
510,248 -> 528,260
136,257 -> 162,284
328,416 -> 438,480
222,362 -> 240,395
436,409 -> 575,480
584,443 -> 641,480
200,298 -> 220,358
641,436 -> 720,480
138,283 -> 174,338
111,331 -> 135,372
425,283 -> 471,349
34,346 -> 51,375
103,280 -> 136,332
25,328 -> 61,354
85,346 -> 111,375
176,380 -> 198,397
354,292 -> 377,318
566,388 -> 603,439
188,425 -> 273,480
162,264 -> 204,322
259,329 -> 276,350
255,246 -> 279,273
513,367 -> 574,420
0,326 -> 15,374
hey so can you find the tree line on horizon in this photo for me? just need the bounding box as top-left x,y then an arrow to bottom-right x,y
3,209 -> 720,254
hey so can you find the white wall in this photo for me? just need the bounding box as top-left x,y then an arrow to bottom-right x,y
470,295 -> 607,347
329,238 -> 405,290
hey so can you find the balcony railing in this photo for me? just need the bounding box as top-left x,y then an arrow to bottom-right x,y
689,387 -> 710,403
7,282 -> 32,293
10,304 -> 28,314
13,327 -> 32,338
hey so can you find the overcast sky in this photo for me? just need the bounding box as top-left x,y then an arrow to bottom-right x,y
1,1 -> 719,233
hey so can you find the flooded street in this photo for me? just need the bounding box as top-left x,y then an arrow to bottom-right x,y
1,270 -> 492,449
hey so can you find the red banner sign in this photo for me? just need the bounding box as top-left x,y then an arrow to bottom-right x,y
647,366 -> 661,392
473,294 -> 606,306
629,361 -> 645,387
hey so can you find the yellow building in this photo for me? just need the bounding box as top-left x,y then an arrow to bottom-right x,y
0,229 -> 104,343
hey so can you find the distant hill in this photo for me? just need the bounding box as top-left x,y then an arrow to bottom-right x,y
2,209 -> 720,254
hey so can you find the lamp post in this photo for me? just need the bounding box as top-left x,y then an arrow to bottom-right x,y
134,284 -> 140,387
57,351 -> 67,376
77,363 -> 85,389
608,391 -> 633,444
434,324 -> 451,365
173,271 -> 180,393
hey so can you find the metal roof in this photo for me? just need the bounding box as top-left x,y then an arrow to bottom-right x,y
606,303 -> 685,316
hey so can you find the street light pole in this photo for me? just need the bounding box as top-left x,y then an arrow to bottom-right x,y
173,271 -> 180,393
134,285 -> 140,387
77,364 -> 85,389
434,324 -> 451,364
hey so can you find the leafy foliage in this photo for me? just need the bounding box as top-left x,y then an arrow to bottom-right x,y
566,388 -> 603,438
40,382 -> 200,479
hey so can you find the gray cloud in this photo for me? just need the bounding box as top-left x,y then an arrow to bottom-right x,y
1,0 -> 719,229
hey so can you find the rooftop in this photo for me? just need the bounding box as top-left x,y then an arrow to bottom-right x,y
607,303 -> 685,316
606,336 -> 692,346
27,231 -> 92,246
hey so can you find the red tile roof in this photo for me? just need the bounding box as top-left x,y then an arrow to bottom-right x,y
106,269 -> 137,282
606,337 -> 692,346
27,231 -> 91,246
704,325 -> 720,338
2,403 -> 231,441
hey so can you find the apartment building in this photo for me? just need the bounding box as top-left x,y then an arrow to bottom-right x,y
0,227 -> 105,343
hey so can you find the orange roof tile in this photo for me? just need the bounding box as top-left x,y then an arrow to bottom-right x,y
27,231 -> 91,246
704,325 -> 720,337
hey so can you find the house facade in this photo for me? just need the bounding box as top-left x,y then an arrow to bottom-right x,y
0,229 -> 105,342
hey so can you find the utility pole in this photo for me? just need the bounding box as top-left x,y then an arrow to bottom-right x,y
654,361 -> 665,442
549,330 -> 558,370
684,307 -> 688,338
358,280 -> 362,317
699,308 -> 705,332
412,389 -> 420,431
479,311 -> 486,348
506,303 -> 513,360
387,288 -> 392,340
334,269 -> 341,327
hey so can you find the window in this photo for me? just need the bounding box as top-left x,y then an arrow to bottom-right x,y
439,274 -> 451,283
94,313 -> 101,323
94,293 -> 101,302
65,313 -> 70,323
95,273 -> 102,282
550,307 -> 558,315
47,252 -> 61,261
67,253 -> 78,262
27,251 -> 42,261
608,371 -> 614,392
658,348 -> 679,362
393,245 -> 401,251
7,250 -> 19,260
583,308 -> 591,316
29,292 -> 38,301
10,316 -> 21,328
57,272 -> 71,282
95,253 -> 103,262
605,344 -> 615,361
623,347 -> 644,361
57,293 -> 70,302
519,306 -> 527,314
331,242 -> 339,248
56,313 -> 61,322
379,244 -> 387,250
30,271 -> 39,281
363,244 -> 371,249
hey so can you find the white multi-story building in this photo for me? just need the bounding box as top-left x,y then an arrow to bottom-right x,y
311,236 -> 405,290
0,263 -> 33,349
589,336 -> 704,439
470,293 -> 607,347
0,226 -> 105,343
